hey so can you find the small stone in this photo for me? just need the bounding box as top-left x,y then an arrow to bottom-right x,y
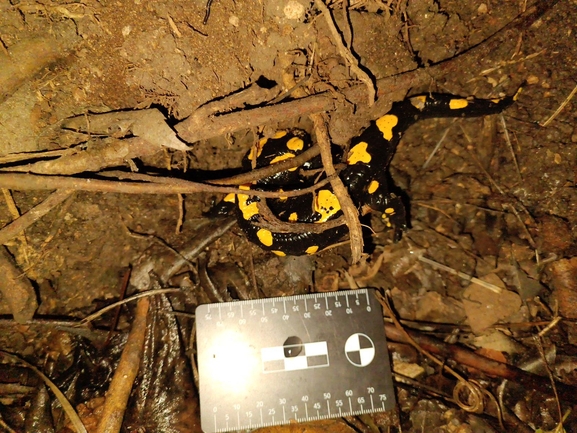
229,15 -> 239,27
526,75 -> 539,85
536,215 -> 573,254
486,76 -> 498,87
477,3 -> 488,14
284,0 -> 306,20
531,18 -> 543,29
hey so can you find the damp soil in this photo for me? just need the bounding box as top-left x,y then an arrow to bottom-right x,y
0,0 -> 576,432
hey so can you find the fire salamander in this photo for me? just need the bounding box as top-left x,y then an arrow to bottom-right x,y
218,91 -> 520,256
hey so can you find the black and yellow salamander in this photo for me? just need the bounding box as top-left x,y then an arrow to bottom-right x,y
217,91 -> 520,256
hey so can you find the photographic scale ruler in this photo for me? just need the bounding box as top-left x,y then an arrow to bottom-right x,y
196,288 -> 396,432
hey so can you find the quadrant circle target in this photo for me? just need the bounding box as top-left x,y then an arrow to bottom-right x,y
344,333 -> 375,367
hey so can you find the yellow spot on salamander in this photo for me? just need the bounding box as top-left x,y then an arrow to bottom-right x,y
223,193 -> 236,203
381,210 -> 395,227
376,114 -> 398,140
278,188 -> 287,202
237,194 -> 259,220
248,138 -> 267,161
273,130 -> 288,139
410,95 -> 427,110
270,153 -> 295,163
314,190 -> 341,223
239,184 -> 251,191
256,228 -> 273,247
247,148 -> 255,161
305,245 -> 319,255
273,250 -> 286,256
449,99 -> 469,109
286,137 -> 304,151
491,98 -> 501,104
347,142 -> 371,165
368,180 -> 379,194
270,153 -> 298,171
382,216 -> 392,227
289,212 -> 298,222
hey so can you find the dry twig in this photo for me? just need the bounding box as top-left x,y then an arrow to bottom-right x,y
2,138 -> 161,175
78,288 -> 180,326
0,246 -> 38,322
314,0 -> 376,106
0,190 -> 74,245
499,114 -> 521,182
208,145 -> 321,185
422,120 -> 456,169
96,297 -> 149,433
0,172 -> 331,200
62,109 -> 190,151
311,112 -> 364,263
419,256 -> 503,294
540,82 -> 577,127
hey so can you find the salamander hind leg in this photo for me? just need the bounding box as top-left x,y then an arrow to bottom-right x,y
379,195 -> 407,242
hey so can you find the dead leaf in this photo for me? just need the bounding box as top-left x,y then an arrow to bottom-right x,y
462,274 -> 522,333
